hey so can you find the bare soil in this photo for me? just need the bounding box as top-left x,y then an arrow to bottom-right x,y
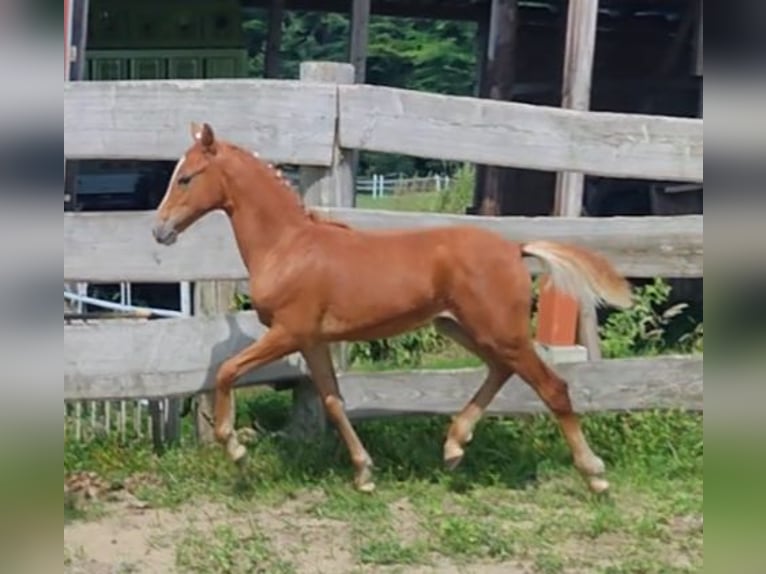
64,493 -> 533,574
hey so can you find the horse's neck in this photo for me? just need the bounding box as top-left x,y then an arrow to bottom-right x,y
224,154 -> 306,274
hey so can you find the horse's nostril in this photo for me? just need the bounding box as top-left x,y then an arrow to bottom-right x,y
153,220 -> 178,245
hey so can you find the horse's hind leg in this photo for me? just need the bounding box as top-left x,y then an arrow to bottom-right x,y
433,316 -> 512,469
505,342 -> 609,493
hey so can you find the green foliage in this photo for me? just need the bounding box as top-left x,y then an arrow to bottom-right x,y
349,325 -> 447,369
176,524 -> 295,574
242,13 -> 476,176
599,278 -> 703,359
358,535 -> 428,565
433,163 -> 475,214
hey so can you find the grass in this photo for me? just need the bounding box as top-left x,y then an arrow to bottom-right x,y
175,523 -> 296,574
356,190 -> 447,213
65,392 -> 703,573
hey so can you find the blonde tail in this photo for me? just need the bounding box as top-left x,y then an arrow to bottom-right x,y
521,241 -> 633,310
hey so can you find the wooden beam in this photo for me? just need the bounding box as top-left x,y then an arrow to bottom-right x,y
553,0 -> 599,216
64,210 -> 704,283
193,280 -> 241,445
290,61 -> 357,438
338,85 -> 703,182
349,0 -> 370,84
264,0 -> 285,78
693,0 -> 703,77
299,62 -> 356,208
476,0 -> 518,215
542,0 -> 601,357
64,78 -> 703,180
64,339 -> 703,415
64,79 -> 337,165
341,356 -> 703,419
64,311 -> 307,401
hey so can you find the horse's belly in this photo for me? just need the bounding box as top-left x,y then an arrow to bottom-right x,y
321,265 -> 443,340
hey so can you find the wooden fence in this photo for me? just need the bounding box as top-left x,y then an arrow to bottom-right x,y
64,63 -> 703,444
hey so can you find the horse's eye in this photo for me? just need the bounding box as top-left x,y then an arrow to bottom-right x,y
178,174 -> 192,186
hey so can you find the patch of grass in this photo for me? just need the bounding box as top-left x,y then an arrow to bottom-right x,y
310,485 -> 391,522
431,515 -> 516,560
65,407 -> 702,573
534,552 -> 566,574
357,533 -> 429,565
356,190 -> 446,213
175,523 -> 295,574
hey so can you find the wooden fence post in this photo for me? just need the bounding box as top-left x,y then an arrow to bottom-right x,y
193,280 -> 240,444
539,0 -> 602,360
285,61 -> 355,439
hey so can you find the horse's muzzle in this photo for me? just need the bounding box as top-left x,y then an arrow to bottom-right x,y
152,219 -> 178,246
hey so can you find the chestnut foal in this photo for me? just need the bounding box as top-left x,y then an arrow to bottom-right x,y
153,122 -> 632,494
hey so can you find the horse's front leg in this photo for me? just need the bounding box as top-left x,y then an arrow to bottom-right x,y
214,325 -> 298,462
301,343 -> 375,492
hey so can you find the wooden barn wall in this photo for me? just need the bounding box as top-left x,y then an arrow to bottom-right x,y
492,9 -> 702,219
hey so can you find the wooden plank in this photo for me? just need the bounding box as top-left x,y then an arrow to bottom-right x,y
64,210 -> 703,282
287,61 -> 357,438
349,0 -> 370,84
338,84 -> 703,182
694,1 -> 703,77
65,346 -> 703,414
64,79 -> 337,165
475,0 -> 518,216
545,0 -> 601,357
339,355 -> 703,419
193,280 -> 242,445
264,0 -> 285,78
64,311 -> 306,401
553,0 -> 599,217
299,62 -> 356,208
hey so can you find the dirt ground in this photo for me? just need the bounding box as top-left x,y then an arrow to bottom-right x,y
64,493 -> 533,574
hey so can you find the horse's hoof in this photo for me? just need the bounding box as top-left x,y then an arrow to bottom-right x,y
229,443 -> 247,464
444,455 -> 464,471
356,480 -> 376,493
443,441 -> 464,471
354,463 -> 375,493
588,477 -> 610,494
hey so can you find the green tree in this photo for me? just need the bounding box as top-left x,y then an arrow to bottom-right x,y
243,12 -> 477,176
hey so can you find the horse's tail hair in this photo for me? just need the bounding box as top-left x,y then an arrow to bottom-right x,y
521,240 -> 633,310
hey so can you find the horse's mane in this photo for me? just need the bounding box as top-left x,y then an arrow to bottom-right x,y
225,142 -> 353,231
305,209 -> 352,230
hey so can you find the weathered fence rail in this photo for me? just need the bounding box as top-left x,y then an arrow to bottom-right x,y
338,85 -> 703,182
64,210 -> 703,282
64,67 -> 704,440
64,79 -> 703,183
64,79 -> 337,165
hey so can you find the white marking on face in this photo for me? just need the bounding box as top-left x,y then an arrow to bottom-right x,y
252,151 -> 260,158
194,131 -> 202,141
158,154 -> 186,212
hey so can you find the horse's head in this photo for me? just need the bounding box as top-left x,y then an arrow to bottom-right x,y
152,122 -> 227,245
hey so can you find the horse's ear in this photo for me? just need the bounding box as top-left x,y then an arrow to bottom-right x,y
190,121 -> 203,142
200,123 -> 216,149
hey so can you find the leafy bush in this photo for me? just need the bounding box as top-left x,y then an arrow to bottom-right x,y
599,278 -> 703,358
433,163 -> 474,214
348,326 -> 447,369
